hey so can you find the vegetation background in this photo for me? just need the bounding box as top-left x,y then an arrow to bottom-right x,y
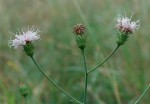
0,0 -> 150,104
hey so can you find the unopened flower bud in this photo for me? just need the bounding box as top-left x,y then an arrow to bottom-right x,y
23,42 -> 34,57
73,24 -> 86,50
19,83 -> 30,98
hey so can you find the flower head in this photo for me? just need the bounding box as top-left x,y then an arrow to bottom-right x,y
73,24 -> 86,35
9,27 -> 40,49
73,24 -> 86,50
115,13 -> 140,46
115,14 -> 140,34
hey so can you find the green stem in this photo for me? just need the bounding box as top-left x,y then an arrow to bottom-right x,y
81,49 -> 88,104
88,45 -> 120,74
135,84 -> 150,104
30,56 -> 83,104
25,96 -> 29,104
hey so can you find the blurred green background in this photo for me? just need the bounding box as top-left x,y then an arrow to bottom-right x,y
0,0 -> 150,104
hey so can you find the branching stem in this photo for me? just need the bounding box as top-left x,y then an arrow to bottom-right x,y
88,45 -> 120,74
30,56 -> 83,104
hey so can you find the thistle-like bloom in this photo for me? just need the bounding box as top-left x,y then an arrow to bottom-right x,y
73,24 -> 86,50
9,27 -> 40,49
115,14 -> 140,34
73,24 -> 86,35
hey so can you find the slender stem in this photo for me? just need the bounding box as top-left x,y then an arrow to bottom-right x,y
88,45 -> 120,74
25,97 -> 29,104
30,56 -> 83,104
81,49 -> 88,104
135,84 -> 150,104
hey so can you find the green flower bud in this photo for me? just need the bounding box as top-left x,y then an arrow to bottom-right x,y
19,83 -> 30,98
116,32 -> 129,46
75,35 -> 86,50
23,42 -> 34,57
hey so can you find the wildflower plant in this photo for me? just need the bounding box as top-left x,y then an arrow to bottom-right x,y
9,13 -> 150,104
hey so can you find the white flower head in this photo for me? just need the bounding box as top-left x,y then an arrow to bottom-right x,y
115,13 -> 140,34
9,26 -> 40,49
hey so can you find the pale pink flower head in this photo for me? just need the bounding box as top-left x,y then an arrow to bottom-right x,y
9,26 -> 40,49
115,14 -> 140,34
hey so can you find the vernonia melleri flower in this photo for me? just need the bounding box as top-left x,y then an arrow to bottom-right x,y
115,14 -> 140,34
9,27 -> 40,49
